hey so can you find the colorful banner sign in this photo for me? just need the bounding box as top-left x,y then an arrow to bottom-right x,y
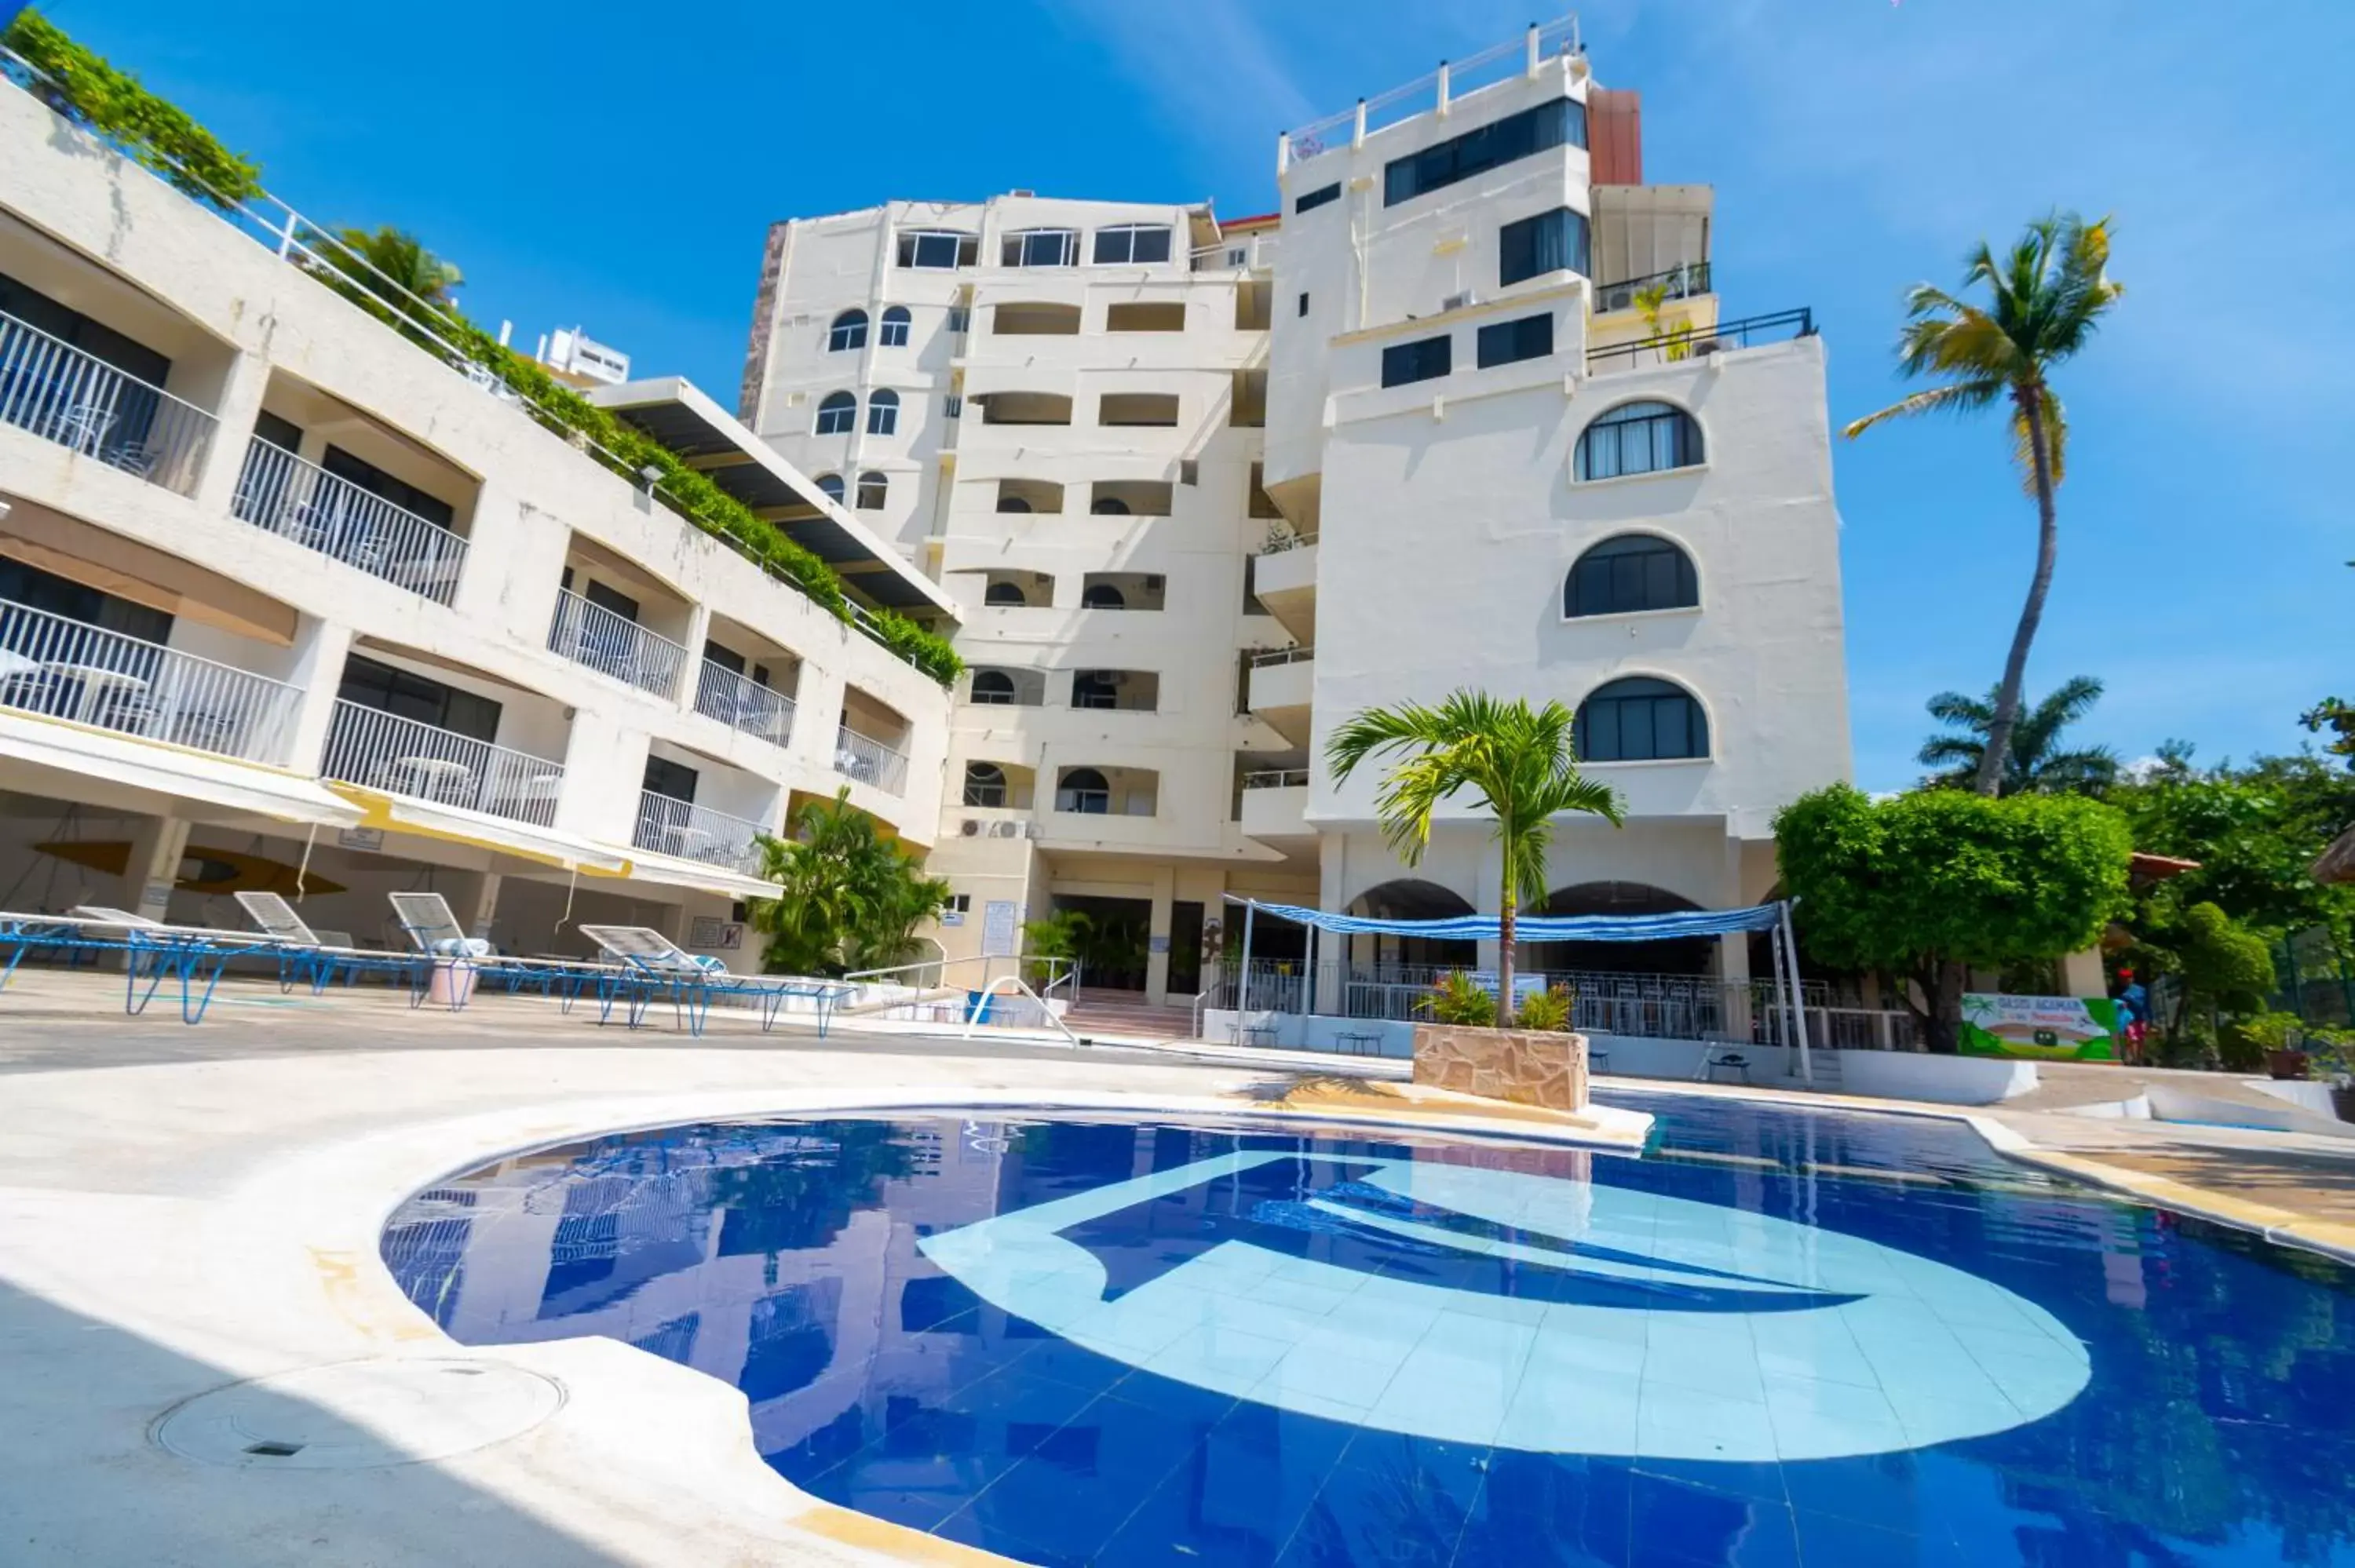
1959,994 -> 2120,1061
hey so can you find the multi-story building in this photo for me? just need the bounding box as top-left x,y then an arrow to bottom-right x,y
739,21 -> 1850,1009
0,60 -> 955,961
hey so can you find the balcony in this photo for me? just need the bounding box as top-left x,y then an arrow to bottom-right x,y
632,791 -> 768,876
1593,262 -> 1714,316
1239,768 -> 1313,847
547,589 -> 688,701
693,659 -> 795,749
231,439 -> 468,604
0,309 -> 214,494
1585,307 -> 1814,376
1252,536 -> 1318,641
319,700 -> 564,826
0,596 -> 301,764
1245,647 -> 1314,744
834,725 -> 910,797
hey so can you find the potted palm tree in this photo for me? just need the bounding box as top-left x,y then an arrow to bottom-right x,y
1327,692 -> 1623,1110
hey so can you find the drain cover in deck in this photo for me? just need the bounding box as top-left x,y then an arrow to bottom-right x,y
155,1357 -> 563,1469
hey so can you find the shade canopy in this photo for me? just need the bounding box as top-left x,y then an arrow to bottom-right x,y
1222,895 -> 1786,943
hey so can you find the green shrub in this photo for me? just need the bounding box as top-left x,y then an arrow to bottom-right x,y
1514,985 -> 1575,1033
1419,972 -> 1499,1028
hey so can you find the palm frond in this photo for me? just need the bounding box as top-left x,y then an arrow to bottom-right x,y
1840,380 -> 2003,439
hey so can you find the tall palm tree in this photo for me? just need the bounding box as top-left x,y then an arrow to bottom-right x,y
317,224 -> 464,318
1327,692 -> 1623,1023
1919,675 -> 2118,796
1845,211 -> 2124,796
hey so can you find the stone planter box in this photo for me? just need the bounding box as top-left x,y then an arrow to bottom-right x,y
1412,1023 -> 1589,1111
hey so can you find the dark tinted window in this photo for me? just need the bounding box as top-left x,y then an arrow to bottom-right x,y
0,556 -> 172,644
254,410 -> 304,453
1576,676 -> 1708,761
1091,226 -> 1171,264
896,232 -> 976,269
1380,334 -> 1451,388
1385,98 -> 1587,206
641,754 -> 699,802
1576,400 -> 1703,480
582,579 -> 640,622
1294,182 -> 1341,213
1476,312 -> 1554,368
338,653 -> 500,742
1499,207 -> 1591,287
1566,536 -> 1699,617
321,446 -> 455,527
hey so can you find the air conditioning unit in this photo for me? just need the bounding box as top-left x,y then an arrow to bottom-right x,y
1143,574 -> 1164,593
1024,822 -> 1043,839
1033,572 -> 1053,587
960,819 -> 982,837
991,821 -> 1020,838
1442,290 -> 1477,312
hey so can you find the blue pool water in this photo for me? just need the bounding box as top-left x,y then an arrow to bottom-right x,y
382,1096 -> 2355,1566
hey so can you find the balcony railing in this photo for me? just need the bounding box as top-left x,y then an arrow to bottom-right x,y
1586,308 -> 1816,374
1247,645 -> 1315,668
231,439 -> 468,604
693,660 -> 795,749
834,726 -> 910,796
632,792 -> 769,876
1241,768 -> 1312,789
546,589 -> 688,702
0,309 -> 215,494
319,700 -> 564,826
0,597 -> 301,764
1593,261 -> 1714,315
1283,16 -> 1581,163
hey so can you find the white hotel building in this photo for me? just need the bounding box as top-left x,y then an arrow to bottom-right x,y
0,21 -> 1847,1011
740,25 -> 1849,1012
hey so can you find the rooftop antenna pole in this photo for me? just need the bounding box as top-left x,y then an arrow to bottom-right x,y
1527,22 -> 1541,78
1436,60 -> 1451,119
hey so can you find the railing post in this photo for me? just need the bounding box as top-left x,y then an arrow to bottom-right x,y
1435,60 -> 1451,118
1276,132 -> 1291,178
1526,23 -> 1542,78
1352,98 -> 1367,150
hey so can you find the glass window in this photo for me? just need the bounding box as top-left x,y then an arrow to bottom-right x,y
1293,182 -> 1341,214
827,309 -> 867,352
944,395 -> 962,419
866,389 -> 900,436
1477,312 -> 1554,368
1092,225 -> 1173,264
1499,207 -> 1591,287
1002,229 -> 1079,268
1380,334 -> 1452,388
1576,676 -> 1709,762
1090,498 -> 1130,516
814,473 -> 845,504
337,653 -> 501,743
1575,400 -> 1703,480
642,753 -> 699,803
814,392 -> 856,435
896,231 -> 977,269
1057,767 -> 1111,812
947,306 -> 970,334
1081,582 -> 1126,609
877,306 -> 911,347
981,583 -> 1026,607
962,762 -> 1007,805
1071,671 -> 1119,709
856,471 -> 888,509
1565,535 -> 1699,617
1385,97 -> 1588,207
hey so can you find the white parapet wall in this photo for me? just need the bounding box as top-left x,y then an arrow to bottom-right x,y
1835,1052 -> 2040,1106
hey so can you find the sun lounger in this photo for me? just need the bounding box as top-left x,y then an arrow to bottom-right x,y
234,892 -> 414,993
575,924 -> 842,1037
386,892 -> 602,1009
64,905 -> 274,1023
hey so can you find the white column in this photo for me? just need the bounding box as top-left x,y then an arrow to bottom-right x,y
119,815 -> 191,922
1144,863 -> 1175,1005
1719,929 -> 1754,1046
279,616 -> 352,774
186,351 -> 272,519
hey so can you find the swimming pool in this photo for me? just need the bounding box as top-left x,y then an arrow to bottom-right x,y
382,1095 -> 2355,1566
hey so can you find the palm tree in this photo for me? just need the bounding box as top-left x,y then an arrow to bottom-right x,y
1326,692 -> 1623,1024
1845,211 -> 2124,796
311,224 -> 464,321
1920,675 -> 2119,796
750,787 -> 949,975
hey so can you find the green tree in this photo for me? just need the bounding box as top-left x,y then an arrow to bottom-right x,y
2153,902 -> 2278,1045
1020,909 -> 1090,986
1845,212 -> 2125,795
1919,675 -> 2118,796
317,224 -> 464,317
748,788 -> 950,976
2109,746 -> 2355,945
1327,692 -> 1624,1023
1775,783 -> 2133,1051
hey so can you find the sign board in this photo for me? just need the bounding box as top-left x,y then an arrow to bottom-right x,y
981,900 -> 1020,958
940,910 -> 965,927
338,826 -> 386,853
1469,971 -> 1550,1005
1959,994 -> 2120,1061
1149,934 -> 1170,954
688,917 -> 744,951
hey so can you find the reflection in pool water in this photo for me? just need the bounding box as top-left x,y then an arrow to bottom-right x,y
382,1096 -> 2355,1567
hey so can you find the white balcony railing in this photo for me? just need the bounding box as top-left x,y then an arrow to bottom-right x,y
834,726 -> 910,797
693,660 -> 795,749
1247,645 -> 1314,668
632,792 -> 769,876
1240,768 -> 1312,789
231,439 -> 468,604
319,700 -> 564,826
547,589 -> 688,701
0,597 -> 301,764
0,309 -> 215,494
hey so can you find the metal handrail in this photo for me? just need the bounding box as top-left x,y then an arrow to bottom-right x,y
1240,768 -> 1311,789
230,438 -> 468,604
1259,529 -> 1318,555
0,596 -> 302,764
1247,645 -> 1314,668
0,308 -> 215,495
1593,261 -> 1714,315
1284,16 -> 1582,161
631,791 -> 769,875
319,699 -> 564,826
834,725 -> 910,796
1586,307 -> 1816,372
692,660 -> 795,748
547,589 -> 688,702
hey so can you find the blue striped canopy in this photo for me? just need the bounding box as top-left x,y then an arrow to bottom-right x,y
1226,897 -> 1784,942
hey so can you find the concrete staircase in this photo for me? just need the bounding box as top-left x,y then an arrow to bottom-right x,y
1061,990 -> 1203,1042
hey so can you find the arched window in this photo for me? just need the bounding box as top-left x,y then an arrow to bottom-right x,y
878,306 -> 911,348
866,388 -> 900,436
1080,582 -> 1126,610
1090,497 -> 1130,516
1575,400 -> 1702,481
1565,535 -> 1699,618
969,669 -> 1017,701
813,472 -> 845,504
1057,767 -> 1111,814
983,582 -> 1027,607
962,761 -> 1006,806
815,392 -> 856,435
827,309 -> 868,352
1576,676 -> 1709,763
856,471 -> 888,509
1072,670 -> 1119,709
996,496 -> 1033,514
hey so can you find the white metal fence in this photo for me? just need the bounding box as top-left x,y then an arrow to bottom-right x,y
319,700 -> 564,826
546,589 -> 688,701
1241,768 -> 1312,789
1283,17 -> 1583,163
0,597 -> 302,764
834,726 -> 910,796
631,791 -> 769,875
230,439 -> 468,604
693,660 -> 795,748
1247,645 -> 1315,668
0,308 -> 215,494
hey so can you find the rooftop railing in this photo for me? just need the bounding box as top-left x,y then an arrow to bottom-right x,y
1247,645 -> 1315,668
1283,16 -> 1582,166
1585,307 -> 1816,374
230,438 -> 468,604
319,699 -> 564,826
547,589 -> 688,702
0,308 -> 214,494
834,725 -> 910,797
1240,768 -> 1311,789
0,596 -> 301,764
693,660 -> 795,749
632,791 -> 769,876
1593,261 -> 1714,315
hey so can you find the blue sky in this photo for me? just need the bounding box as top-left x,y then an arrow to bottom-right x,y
48,0 -> 2351,791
